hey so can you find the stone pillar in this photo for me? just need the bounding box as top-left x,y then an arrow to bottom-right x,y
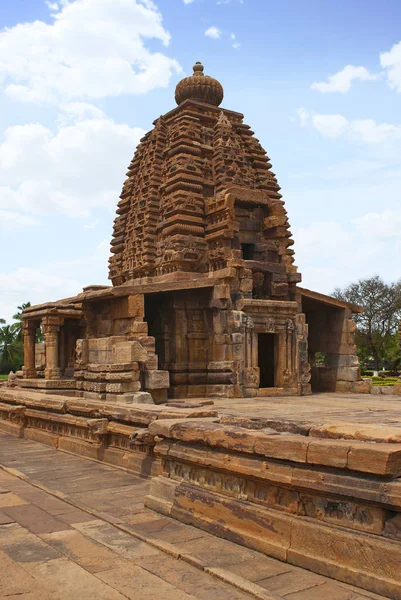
283,318 -> 296,387
243,316 -> 259,396
22,320 -> 37,379
43,316 -> 62,380
59,327 -> 66,375
276,331 -> 287,388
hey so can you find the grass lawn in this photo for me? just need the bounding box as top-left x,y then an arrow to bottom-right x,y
0,374 -> 8,380
370,377 -> 399,386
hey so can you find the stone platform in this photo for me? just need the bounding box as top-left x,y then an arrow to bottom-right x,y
1,389 -> 401,598
212,392 -> 401,428
0,431 -> 386,600
146,393 -> 401,599
0,387 -> 217,477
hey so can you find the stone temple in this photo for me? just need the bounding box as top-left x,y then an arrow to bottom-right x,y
1,64 -> 401,600
19,62 -> 366,401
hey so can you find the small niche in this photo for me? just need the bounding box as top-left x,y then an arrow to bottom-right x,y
241,243 -> 255,260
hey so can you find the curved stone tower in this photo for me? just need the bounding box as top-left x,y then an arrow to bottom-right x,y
109,62 -> 298,299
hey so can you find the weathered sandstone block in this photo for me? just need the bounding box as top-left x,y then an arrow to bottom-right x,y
112,340 -> 148,364
143,370 -> 170,390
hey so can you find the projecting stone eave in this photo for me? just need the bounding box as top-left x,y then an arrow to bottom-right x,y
24,269 -> 247,312
298,286 -> 364,313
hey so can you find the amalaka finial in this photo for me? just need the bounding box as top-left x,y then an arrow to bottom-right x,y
193,62 -> 204,75
175,61 -> 224,107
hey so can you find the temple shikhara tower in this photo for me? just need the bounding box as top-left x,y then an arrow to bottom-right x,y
18,62 -> 364,401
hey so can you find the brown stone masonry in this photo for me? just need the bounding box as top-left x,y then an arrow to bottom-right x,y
146,416 -> 401,599
17,61 -> 364,399
0,387 -> 217,477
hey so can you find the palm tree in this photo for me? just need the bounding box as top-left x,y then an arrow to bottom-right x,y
0,325 -> 23,372
12,302 -> 31,340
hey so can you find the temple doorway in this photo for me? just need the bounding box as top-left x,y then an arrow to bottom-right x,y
258,333 -> 276,387
144,292 -> 169,370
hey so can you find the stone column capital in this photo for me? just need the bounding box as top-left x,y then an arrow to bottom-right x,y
42,315 -> 63,335
23,320 -> 37,336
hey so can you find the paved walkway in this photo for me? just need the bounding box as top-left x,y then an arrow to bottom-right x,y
214,392 -> 401,428
0,432 -> 387,600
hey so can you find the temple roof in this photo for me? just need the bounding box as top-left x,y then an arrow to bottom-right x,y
175,62 -> 224,106
108,61 -> 299,298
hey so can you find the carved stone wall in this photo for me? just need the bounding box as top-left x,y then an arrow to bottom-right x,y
76,294 -> 169,403
146,418 -> 401,599
109,98 -> 298,292
0,388 -> 217,476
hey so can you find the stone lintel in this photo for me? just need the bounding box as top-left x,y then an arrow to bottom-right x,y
237,299 -> 298,315
299,286 -> 363,313
19,379 -> 76,390
23,307 -> 83,320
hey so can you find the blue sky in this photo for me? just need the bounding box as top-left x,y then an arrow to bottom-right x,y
0,0 -> 400,321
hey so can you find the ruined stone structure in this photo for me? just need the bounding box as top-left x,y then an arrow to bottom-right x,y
4,62 -> 398,599
16,62 -> 364,401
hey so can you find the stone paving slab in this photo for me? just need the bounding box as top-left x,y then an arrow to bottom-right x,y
0,431 -> 388,600
213,393 -> 401,429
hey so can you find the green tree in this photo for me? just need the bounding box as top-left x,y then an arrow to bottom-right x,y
12,302 -> 31,340
0,325 -> 23,373
333,276 -> 401,372
11,302 -> 43,343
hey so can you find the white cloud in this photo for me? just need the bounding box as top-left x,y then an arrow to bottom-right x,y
321,159 -> 385,180
350,119 -> 401,144
84,218 -> 100,229
205,26 -> 222,40
312,65 -> 377,93
380,40 -> 401,92
0,211 -> 39,229
312,114 -> 349,138
0,240 -> 109,322
0,107 -> 145,219
294,209 -> 401,294
45,1 -> 59,10
183,0 -> 195,3
297,108 -> 310,127
353,209 -> 401,240
299,110 -> 401,145
0,0 -> 181,104
230,33 -> 241,49
58,102 -> 106,124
